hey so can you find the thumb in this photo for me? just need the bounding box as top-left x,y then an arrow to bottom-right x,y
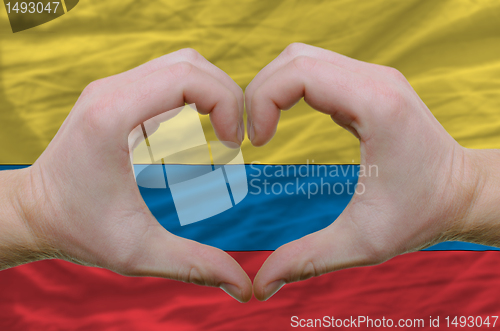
118,224 -> 252,303
253,214 -> 377,301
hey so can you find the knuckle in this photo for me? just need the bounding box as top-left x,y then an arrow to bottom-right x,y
370,81 -> 407,119
386,67 -> 407,82
292,55 -> 317,72
167,61 -> 194,79
82,91 -> 118,132
284,42 -> 308,57
186,266 -> 205,285
175,264 -> 208,286
176,244 -> 213,286
81,78 -> 106,99
379,84 -> 403,107
299,260 -> 321,281
376,65 -> 408,84
177,48 -> 200,62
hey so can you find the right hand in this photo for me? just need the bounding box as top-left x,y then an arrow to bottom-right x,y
245,43 -> 484,301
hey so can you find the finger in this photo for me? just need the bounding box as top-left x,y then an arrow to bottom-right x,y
88,62 -> 243,145
248,56 -> 372,146
245,43 -> 378,113
253,215 -> 374,301
111,49 -> 244,117
123,224 -> 252,303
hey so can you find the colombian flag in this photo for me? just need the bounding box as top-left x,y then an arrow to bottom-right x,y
1,1 -> 500,330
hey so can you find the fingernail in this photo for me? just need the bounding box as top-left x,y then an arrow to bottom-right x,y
220,283 -> 244,303
247,118 -> 255,142
237,119 -> 245,144
263,280 -> 286,301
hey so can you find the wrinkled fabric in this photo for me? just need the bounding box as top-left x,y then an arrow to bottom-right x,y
1,252 -> 500,330
1,1 -> 500,330
1,0 -> 499,164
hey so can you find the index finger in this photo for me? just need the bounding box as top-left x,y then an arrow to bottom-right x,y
81,62 -> 243,147
113,49 -> 244,116
247,56 -> 374,146
245,43 -> 379,113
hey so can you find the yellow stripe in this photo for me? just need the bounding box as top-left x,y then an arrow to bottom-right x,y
0,0 -> 499,165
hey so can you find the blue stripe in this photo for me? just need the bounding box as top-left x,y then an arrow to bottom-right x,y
1,165 -> 497,251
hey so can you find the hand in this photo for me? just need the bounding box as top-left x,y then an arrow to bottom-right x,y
246,43 -> 491,301
4,49 -> 252,302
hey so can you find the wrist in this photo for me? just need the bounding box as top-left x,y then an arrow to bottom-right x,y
450,148 -> 500,246
0,167 -> 50,269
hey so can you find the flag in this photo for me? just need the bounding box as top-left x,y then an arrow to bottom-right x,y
1,1 -> 500,329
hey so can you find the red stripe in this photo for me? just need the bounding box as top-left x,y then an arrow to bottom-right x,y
1,251 -> 499,330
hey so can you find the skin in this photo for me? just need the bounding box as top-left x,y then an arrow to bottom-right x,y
0,49 -> 252,303
1,43 -> 499,303
246,43 -> 500,300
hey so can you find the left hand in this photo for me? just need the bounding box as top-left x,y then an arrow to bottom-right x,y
7,49 -> 252,302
